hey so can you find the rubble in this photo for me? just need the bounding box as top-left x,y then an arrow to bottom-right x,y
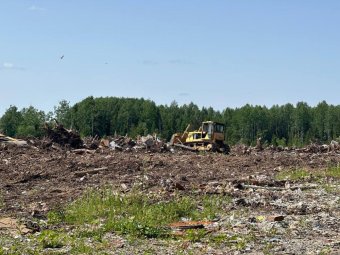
44,122 -> 83,148
0,217 -> 31,235
74,167 -> 109,177
0,142 -> 339,254
232,140 -> 340,155
99,134 -> 168,152
0,134 -> 27,146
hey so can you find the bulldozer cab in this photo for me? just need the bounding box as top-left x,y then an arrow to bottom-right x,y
202,121 -> 225,141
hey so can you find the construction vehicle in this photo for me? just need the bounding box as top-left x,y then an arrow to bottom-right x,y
169,121 -> 230,154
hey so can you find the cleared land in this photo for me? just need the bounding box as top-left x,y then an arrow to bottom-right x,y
0,144 -> 339,254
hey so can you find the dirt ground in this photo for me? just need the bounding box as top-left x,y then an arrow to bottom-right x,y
0,145 -> 339,254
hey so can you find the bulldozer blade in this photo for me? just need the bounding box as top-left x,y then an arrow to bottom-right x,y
173,143 -> 197,151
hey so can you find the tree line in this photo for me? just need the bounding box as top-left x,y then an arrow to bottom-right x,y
1,97 -> 340,147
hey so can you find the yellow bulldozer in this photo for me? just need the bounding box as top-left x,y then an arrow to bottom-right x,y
169,121 -> 230,154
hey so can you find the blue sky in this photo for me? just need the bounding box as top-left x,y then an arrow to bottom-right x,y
1,1 -> 340,115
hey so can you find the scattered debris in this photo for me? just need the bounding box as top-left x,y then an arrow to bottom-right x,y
0,134 -> 27,146
168,220 -> 213,230
98,134 -> 168,152
74,167 -> 109,177
72,148 -> 96,154
0,217 -> 31,235
255,137 -> 263,151
0,142 -> 339,254
44,121 -> 83,148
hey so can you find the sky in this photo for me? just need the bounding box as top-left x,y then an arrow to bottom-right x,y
1,0 -> 340,115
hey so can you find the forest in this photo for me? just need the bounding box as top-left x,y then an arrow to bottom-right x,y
1,96 -> 340,147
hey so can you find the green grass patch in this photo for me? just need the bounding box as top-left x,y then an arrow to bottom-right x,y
275,168 -> 310,181
321,184 -> 340,194
325,166 -> 340,178
0,190 -> 231,254
38,230 -> 67,249
209,233 -> 255,250
276,166 -> 340,181
185,229 -> 207,242
0,191 -> 4,209
0,236 -> 42,255
48,189 -> 231,239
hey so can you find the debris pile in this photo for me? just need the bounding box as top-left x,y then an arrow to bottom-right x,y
0,134 -> 27,146
44,122 -> 83,148
106,136 -> 136,151
233,140 -> 340,155
100,134 -> 167,152
82,136 -> 100,149
136,134 -> 167,151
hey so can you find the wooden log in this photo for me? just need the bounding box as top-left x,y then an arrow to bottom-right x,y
72,149 -> 96,154
74,167 -> 109,177
242,184 -> 318,191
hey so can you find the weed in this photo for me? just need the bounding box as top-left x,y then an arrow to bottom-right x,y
185,229 -> 207,242
0,191 -> 4,209
319,247 -> 331,255
276,166 -> 340,182
266,228 -> 277,237
0,239 -> 42,255
198,195 -> 231,220
38,230 -> 66,248
262,242 -> 276,255
208,233 -> 254,250
70,241 -> 96,254
228,234 -> 247,250
321,184 -> 339,194
325,166 -> 340,178
209,233 -> 227,244
275,168 -> 310,181
47,210 -> 65,225
76,228 -> 104,242
142,248 -> 156,255
298,217 -> 309,229
53,189 -> 231,239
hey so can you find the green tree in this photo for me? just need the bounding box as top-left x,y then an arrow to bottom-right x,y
291,102 -> 311,146
0,106 -> 22,137
54,100 -> 72,128
73,96 -> 96,136
311,101 -> 329,142
17,106 -> 46,137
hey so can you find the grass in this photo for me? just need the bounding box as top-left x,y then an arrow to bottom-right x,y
0,191 -> 3,209
275,168 -> 310,181
275,166 -> 340,181
38,230 -> 66,249
321,184 -> 340,194
325,166 -> 340,178
185,229 -> 207,242
0,190 -> 232,254
49,189 -> 231,239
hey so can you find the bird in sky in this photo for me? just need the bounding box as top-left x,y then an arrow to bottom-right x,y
60,55 -> 64,60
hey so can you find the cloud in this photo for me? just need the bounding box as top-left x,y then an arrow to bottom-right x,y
142,60 -> 159,66
1,62 -> 25,71
28,5 -> 46,11
168,59 -> 192,65
3,62 -> 14,69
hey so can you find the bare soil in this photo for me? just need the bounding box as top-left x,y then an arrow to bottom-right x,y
0,145 -> 339,254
